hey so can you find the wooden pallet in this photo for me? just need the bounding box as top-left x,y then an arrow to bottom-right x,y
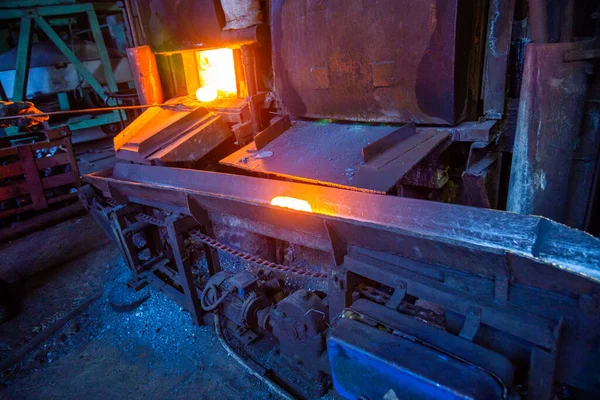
0,127 -> 81,220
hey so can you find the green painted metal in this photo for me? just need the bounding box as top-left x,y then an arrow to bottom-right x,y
0,3 -> 120,20
33,16 -> 116,106
87,9 -> 118,93
66,111 -> 121,131
4,126 -> 19,136
49,17 -> 78,26
0,0 -> 76,8
2,2 -> 126,135
57,92 -> 70,111
0,4 -> 88,19
12,17 -> 32,102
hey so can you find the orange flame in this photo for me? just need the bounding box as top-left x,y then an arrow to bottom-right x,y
270,196 -> 313,213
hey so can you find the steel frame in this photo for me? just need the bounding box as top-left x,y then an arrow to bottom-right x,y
0,2 -> 123,134
81,162 -> 600,396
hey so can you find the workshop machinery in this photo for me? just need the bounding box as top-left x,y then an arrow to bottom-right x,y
0,1 -> 134,136
80,0 -> 600,399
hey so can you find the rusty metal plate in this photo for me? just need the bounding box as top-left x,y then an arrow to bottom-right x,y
136,0 -> 223,52
271,0 -> 469,125
507,41 -> 592,222
220,120 -> 448,193
136,0 -> 263,53
84,163 -> 600,293
114,99 -> 232,166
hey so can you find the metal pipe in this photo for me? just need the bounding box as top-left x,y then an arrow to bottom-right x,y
241,45 -> 261,134
528,0 -> 549,43
122,0 -> 138,47
241,45 -> 257,97
131,0 -> 148,46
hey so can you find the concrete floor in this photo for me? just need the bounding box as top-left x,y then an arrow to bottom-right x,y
0,215 -> 274,399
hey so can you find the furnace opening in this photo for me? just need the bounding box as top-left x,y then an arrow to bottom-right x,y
195,48 -> 237,102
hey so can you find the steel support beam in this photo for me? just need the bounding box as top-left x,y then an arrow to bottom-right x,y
12,17 -> 32,102
33,16 -> 116,105
482,0 -> 516,119
86,8 -> 118,93
165,215 -> 204,326
0,3 -> 120,20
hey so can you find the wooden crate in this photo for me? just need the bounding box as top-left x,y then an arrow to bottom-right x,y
0,127 -> 81,220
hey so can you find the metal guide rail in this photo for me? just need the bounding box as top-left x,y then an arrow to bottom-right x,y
80,162 -> 600,399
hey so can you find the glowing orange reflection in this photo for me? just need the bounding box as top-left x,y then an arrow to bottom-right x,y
270,196 -> 313,213
196,48 -> 237,102
196,86 -> 218,102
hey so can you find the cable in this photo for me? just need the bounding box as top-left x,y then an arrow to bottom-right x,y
0,102 -> 198,122
200,283 -> 236,312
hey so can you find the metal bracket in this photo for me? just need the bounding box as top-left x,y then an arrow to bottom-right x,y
324,221 -> 347,267
254,114 -> 291,150
494,276 -> 509,304
165,214 -> 204,325
186,194 -> 221,275
528,318 -> 564,400
186,194 -> 211,226
459,307 -> 482,341
107,183 -> 128,204
385,282 -> 407,310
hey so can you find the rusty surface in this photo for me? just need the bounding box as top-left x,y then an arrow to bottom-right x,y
135,0 -> 263,53
221,120 -> 446,193
126,45 -> 164,105
528,0 -> 549,43
0,127 -> 80,220
115,104 -> 232,166
565,75 -> 600,230
507,41 -> 592,222
82,163 -> 600,392
270,0 -> 473,125
84,163 -> 600,296
482,0 -> 516,119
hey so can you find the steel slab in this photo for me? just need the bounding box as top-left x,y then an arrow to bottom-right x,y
220,120 -> 447,193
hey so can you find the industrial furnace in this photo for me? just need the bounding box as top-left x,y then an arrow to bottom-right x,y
81,1 -> 600,399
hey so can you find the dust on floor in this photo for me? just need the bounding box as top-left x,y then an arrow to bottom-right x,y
0,215 -> 274,400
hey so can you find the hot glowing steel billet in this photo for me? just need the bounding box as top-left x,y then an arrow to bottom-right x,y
195,86 -> 218,103
270,196 -> 313,213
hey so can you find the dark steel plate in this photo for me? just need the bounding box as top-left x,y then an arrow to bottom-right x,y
84,163 -> 600,294
220,120 -> 447,193
136,0 -> 224,53
270,0 -> 469,125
